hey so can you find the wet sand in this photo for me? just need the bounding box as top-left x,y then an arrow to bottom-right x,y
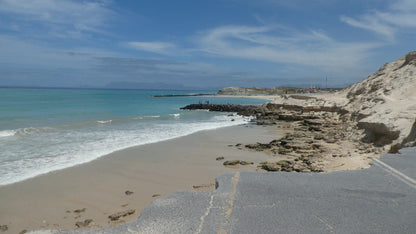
0,123 -> 282,233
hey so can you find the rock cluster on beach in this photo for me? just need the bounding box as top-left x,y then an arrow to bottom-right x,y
246,105 -> 380,172
186,51 -> 416,172
253,51 -> 416,171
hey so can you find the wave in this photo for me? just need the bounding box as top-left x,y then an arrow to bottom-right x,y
169,113 -> 181,118
0,130 -> 16,138
97,120 -> 113,124
0,127 -> 55,138
0,113 -> 252,186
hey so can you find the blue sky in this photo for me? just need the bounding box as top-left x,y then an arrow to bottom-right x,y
0,0 -> 415,89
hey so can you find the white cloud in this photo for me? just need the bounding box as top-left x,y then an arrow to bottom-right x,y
127,41 -> 176,55
0,0 -> 113,37
392,0 -> 416,11
340,0 -> 416,40
195,25 -> 379,72
340,14 -> 396,40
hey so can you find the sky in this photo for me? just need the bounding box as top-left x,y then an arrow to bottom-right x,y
0,0 -> 415,89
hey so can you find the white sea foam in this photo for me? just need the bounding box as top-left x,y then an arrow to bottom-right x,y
0,130 -> 16,138
0,127 -> 54,138
97,120 -> 113,124
144,115 -> 160,118
0,113 -> 250,186
170,113 -> 181,118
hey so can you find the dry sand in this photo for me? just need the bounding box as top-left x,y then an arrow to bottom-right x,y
0,124 -> 281,233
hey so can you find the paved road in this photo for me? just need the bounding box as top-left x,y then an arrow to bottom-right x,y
32,148 -> 416,234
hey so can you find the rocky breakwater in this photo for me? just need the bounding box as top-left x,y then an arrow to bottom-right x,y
180,104 -> 262,116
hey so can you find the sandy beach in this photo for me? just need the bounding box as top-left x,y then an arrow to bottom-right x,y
0,123 -> 282,233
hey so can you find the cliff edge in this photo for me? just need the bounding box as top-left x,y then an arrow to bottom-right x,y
271,51 -> 416,152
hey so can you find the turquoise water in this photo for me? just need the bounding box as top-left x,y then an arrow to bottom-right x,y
0,88 -> 267,186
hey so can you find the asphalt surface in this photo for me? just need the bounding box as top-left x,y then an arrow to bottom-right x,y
31,147 -> 416,234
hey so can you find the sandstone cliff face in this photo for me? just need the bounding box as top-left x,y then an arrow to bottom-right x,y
270,51 -> 416,151
340,51 -> 416,149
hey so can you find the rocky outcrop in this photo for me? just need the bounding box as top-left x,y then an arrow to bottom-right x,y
223,160 -> 254,166
267,51 -> 416,152
180,104 -> 261,115
75,219 -> 93,228
340,51 -> 416,150
357,122 -> 400,146
108,209 -> 136,221
0,225 -> 8,232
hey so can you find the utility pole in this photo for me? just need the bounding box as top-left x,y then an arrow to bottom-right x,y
326,76 -> 328,90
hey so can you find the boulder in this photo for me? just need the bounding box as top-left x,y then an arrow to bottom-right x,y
75,219 -> 93,228
108,209 -> 136,221
223,160 -> 240,166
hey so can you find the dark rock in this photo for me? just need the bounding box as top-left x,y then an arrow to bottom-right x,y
278,147 -> 292,155
269,139 -> 281,146
239,161 -> 254,165
223,160 -> 240,166
311,144 -> 321,149
180,104 -> 261,116
245,143 -> 272,151
74,208 -> 86,214
75,219 -> 93,228
325,138 -> 337,143
357,122 -> 400,146
314,134 -> 324,140
293,164 -> 310,172
193,183 -> 215,189
152,194 -> 161,198
259,162 -> 280,171
277,160 -> 292,166
389,143 -> 402,154
108,209 -> 136,221
303,119 -> 325,126
125,190 -> 134,195
308,126 -> 322,131
19,230 -> 27,234
259,160 -> 296,172
216,156 -> 225,161
0,225 -> 8,232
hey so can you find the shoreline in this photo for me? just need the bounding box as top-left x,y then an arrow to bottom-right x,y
0,115 -> 252,188
0,123 -> 282,233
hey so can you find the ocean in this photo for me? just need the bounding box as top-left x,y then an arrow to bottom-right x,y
0,88 -> 268,186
